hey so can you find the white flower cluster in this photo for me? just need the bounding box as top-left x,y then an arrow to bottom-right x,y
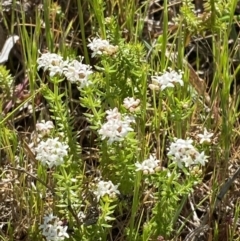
63,59 -> 93,88
93,180 -> 120,201
37,53 -> 93,88
135,155 -> 160,174
123,97 -> 140,112
167,138 -> 208,168
150,68 -> 184,91
39,213 -> 69,241
98,107 -> 135,144
36,120 -> 54,132
37,53 -> 65,77
36,120 -> 54,137
87,37 -> 118,57
34,137 -> 69,168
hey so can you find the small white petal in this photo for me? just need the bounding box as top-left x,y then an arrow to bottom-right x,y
197,128 -> 214,144
93,180 -> 120,201
151,69 -> 184,90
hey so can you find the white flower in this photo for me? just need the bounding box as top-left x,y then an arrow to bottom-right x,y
122,115 -> 135,124
195,151 -> 208,166
39,213 -> 69,241
37,52 -> 93,87
34,137 -> 69,168
57,226 -> 69,239
87,38 -> 118,57
123,97 -> 140,112
63,58 -> 93,88
93,180 -> 120,201
98,108 -> 134,144
37,52 -> 67,77
151,68 -> 184,90
106,107 -> 121,121
167,138 -> 208,168
42,213 -> 57,224
197,128 -> 214,144
98,119 -> 133,143
135,155 -> 160,173
36,120 -> 54,136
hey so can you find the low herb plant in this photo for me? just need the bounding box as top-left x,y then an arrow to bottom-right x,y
24,29 -> 210,240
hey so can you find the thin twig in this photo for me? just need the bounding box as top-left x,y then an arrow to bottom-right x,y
184,166 -> 240,241
6,166 -> 55,194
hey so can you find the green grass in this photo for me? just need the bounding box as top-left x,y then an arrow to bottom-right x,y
0,0 -> 240,240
